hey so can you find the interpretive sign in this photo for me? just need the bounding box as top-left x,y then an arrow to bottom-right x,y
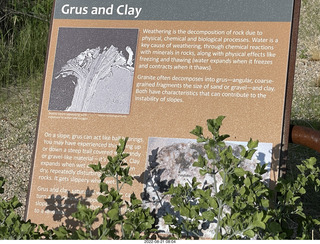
26,0 -> 301,230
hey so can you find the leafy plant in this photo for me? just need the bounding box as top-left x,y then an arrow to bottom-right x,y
1,138 -> 155,240
52,137 -> 156,240
267,157 -> 320,239
163,116 -> 320,240
0,118 -> 319,240
0,177 -> 54,239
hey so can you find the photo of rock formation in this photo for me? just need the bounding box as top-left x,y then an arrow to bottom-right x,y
48,28 -> 138,114
142,137 -> 272,238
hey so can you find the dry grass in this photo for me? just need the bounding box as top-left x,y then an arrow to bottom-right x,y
298,0 -> 320,60
310,49 -> 320,61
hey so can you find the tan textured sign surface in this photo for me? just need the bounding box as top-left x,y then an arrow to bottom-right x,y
26,0 -> 300,227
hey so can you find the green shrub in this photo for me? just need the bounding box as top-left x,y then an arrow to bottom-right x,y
0,117 -> 319,240
0,177 -> 54,239
52,137 -> 156,240
163,116 -> 320,240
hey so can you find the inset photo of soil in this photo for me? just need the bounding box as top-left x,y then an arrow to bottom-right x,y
48,27 -> 139,114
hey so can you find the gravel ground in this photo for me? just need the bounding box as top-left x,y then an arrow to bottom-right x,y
1,8 -> 320,219
0,87 -> 40,217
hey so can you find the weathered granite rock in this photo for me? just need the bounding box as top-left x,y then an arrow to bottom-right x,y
54,45 -> 135,114
142,141 -> 269,238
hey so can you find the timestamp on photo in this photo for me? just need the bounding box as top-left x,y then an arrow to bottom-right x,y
144,240 -> 177,244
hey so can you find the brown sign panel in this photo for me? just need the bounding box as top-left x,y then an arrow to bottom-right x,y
26,0 -> 300,228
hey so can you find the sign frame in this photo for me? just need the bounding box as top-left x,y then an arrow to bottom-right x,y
25,0 -> 302,225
